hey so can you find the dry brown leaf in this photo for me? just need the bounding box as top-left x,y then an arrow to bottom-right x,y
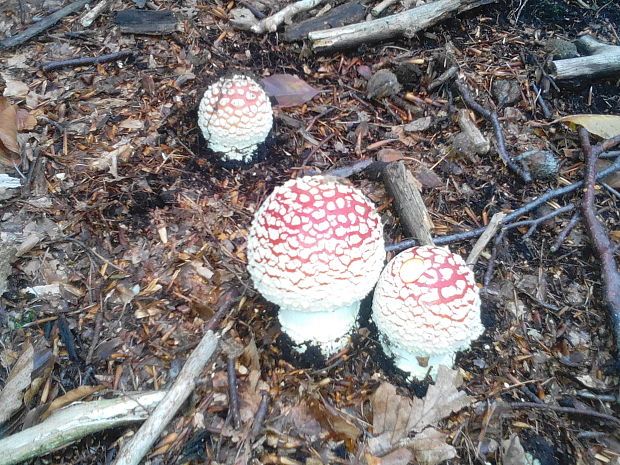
377,148 -> 404,162
40,385 -> 105,421
16,108 -> 37,131
410,427 -> 457,465
261,74 -> 319,107
309,395 -> 361,441
369,366 -> 472,456
0,101 -> 20,166
365,448 -> 413,465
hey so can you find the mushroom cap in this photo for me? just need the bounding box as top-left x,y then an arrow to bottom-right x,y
372,246 -> 483,357
197,75 -> 272,162
247,175 -> 385,313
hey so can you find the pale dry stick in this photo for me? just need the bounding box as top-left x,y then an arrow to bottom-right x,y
79,0 -> 111,27
371,0 -> 398,17
111,331 -> 219,465
466,212 -> 506,266
251,0 -> 324,33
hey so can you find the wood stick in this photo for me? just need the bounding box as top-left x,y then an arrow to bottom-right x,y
466,212 -> 505,266
550,35 -> 620,81
252,0 -> 325,34
79,0 -> 112,28
0,0 -> 91,49
0,391 -> 165,465
382,161 -> 434,246
111,331 -> 219,465
41,50 -> 133,72
308,0 -> 493,51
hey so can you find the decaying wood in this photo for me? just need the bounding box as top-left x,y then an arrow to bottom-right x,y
550,35 -> 620,81
283,1 -> 366,42
308,0 -> 494,51
114,9 -> 178,35
0,391 -> 166,465
0,0 -> 90,49
111,331 -> 219,465
382,161 -> 435,247
579,128 -> 620,367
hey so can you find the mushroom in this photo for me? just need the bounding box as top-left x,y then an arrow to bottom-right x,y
198,74 -> 273,162
247,175 -> 385,356
372,246 -> 483,380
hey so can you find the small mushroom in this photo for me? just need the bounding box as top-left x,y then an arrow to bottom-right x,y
247,175 -> 385,356
198,74 -> 273,162
372,246 -> 483,380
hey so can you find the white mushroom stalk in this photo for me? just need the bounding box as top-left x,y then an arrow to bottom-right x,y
372,246 -> 483,380
247,175 -> 385,356
197,74 -> 273,162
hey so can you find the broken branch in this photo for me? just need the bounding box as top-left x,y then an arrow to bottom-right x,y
42,50 -> 133,72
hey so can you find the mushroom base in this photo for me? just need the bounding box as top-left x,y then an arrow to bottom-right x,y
278,302 -> 360,357
380,339 -> 456,381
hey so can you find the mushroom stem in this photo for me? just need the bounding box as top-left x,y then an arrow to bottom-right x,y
278,301 -> 360,355
381,340 -> 455,380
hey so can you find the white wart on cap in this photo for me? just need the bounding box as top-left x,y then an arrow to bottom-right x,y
372,246 -> 483,380
198,75 -> 272,162
247,175 -> 385,355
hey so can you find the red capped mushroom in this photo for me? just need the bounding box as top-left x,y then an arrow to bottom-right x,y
372,246 -> 483,379
247,175 -> 385,355
198,74 -> 272,162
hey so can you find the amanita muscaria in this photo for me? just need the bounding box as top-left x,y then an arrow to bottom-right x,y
372,246 -> 484,380
198,74 -> 272,162
247,175 -> 385,356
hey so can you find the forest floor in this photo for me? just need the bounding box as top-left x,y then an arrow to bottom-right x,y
1,0 -> 620,464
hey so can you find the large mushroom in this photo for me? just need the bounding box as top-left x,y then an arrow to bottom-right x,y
197,74 -> 273,162
247,175 -> 385,356
372,246 -> 483,380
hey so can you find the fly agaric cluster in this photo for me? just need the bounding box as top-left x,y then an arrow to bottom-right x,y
247,175 -> 485,375
198,74 -> 272,162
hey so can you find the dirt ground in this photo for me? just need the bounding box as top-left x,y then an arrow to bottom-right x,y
1,0 -> 620,464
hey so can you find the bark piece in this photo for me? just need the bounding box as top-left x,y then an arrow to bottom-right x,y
457,108 -> 489,155
382,161 -> 434,246
308,0 -> 494,52
550,35 -> 620,81
283,1 -> 366,42
114,9 -> 178,35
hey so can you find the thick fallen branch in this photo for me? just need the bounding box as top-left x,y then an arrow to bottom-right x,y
283,1 -> 366,42
308,0 -> 494,52
550,35 -> 620,81
0,0 -> 91,49
41,50 -> 133,72
579,128 -> 620,366
382,161 -> 435,246
252,0 -> 325,34
0,391 -> 165,465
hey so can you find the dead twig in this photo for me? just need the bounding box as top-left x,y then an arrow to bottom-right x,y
531,82 -> 552,119
454,80 -> 531,182
251,0 -> 325,33
550,211 -> 581,252
579,128 -> 620,368
227,356 -> 241,429
0,0 -> 91,49
42,50 -> 133,72
502,202 -> 575,240
466,212 -> 506,266
509,401 -> 620,427
250,391 -> 271,438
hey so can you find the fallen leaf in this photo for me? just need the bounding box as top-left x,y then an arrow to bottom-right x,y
0,101 -> 20,165
377,148 -> 404,162
41,385 -> 105,421
402,116 -> 432,132
366,448 -> 413,465
261,74 -> 319,107
555,114 -> 620,139
410,427 -> 457,465
309,395 -> 361,441
1,73 -> 29,98
369,366 -> 472,456
16,108 -> 37,131
414,165 -> 443,188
